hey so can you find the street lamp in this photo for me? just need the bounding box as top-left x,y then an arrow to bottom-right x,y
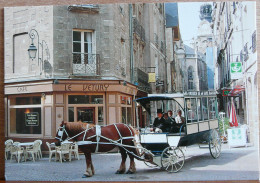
27,29 -> 50,74
28,43 -> 37,59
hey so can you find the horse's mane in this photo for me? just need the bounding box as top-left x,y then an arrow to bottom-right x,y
64,121 -> 95,135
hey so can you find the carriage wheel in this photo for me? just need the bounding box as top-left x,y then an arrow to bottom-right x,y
209,129 -> 221,159
161,146 -> 185,173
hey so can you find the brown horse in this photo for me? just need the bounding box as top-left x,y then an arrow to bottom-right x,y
54,121 -> 141,178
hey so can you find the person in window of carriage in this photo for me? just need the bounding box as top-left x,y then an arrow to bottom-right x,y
152,109 -> 165,132
163,113 -> 175,132
167,110 -> 174,120
175,109 -> 186,132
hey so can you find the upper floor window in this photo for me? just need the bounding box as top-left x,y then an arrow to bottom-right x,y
73,30 -> 94,64
72,30 -> 99,75
243,43 -> 249,61
188,66 -> 194,90
240,49 -> 244,62
252,31 -> 256,53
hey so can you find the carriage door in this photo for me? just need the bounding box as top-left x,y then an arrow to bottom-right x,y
77,107 -> 95,124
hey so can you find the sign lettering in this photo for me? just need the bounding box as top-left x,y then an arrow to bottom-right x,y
66,84 -> 72,91
83,84 -> 110,91
17,86 -> 27,92
25,112 -> 39,126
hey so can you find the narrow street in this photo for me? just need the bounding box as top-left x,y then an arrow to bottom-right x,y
5,144 -> 259,181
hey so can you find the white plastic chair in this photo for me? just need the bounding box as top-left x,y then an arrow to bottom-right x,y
10,144 -> 24,163
70,143 -> 80,160
46,142 -> 56,162
55,143 -> 71,163
26,141 -> 40,162
34,140 -> 42,158
5,139 -> 13,160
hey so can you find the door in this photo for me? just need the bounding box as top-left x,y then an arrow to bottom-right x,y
77,107 -> 95,124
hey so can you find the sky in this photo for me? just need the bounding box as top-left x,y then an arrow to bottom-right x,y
178,2 -> 211,47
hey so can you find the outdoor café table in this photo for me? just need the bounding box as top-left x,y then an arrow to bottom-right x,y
18,142 -> 34,161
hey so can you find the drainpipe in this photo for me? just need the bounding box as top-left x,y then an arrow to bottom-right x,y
129,4 -> 134,84
163,5 -> 168,93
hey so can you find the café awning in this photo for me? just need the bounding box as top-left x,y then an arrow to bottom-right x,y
228,85 -> 245,96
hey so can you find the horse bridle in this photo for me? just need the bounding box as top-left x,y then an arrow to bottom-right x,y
55,124 -> 91,142
55,125 -> 69,142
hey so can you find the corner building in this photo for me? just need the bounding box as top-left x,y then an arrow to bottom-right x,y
4,4 -> 166,145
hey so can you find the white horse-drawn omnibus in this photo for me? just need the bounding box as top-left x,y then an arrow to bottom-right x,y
135,91 -> 221,172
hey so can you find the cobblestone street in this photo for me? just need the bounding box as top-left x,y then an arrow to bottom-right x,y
5,144 -> 259,182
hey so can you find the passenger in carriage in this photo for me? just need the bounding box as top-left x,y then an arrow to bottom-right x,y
175,110 -> 185,124
163,113 -> 175,132
174,109 -> 185,132
167,110 -> 175,120
152,109 -> 165,132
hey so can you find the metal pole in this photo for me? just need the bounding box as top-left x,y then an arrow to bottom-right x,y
129,4 -> 134,84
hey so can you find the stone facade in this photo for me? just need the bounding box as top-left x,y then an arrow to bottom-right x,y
4,3 -> 167,141
212,2 -> 258,145
52,4 -> 131,81
4,6 -> 53,82
143,3 -> 166,94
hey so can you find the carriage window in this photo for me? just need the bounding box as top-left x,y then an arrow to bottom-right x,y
202,97 -> 209,120
208,97 -> 216,119
197,99 -> 202,121
186,98 -> 197,123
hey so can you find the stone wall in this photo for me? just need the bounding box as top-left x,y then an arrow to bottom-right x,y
4,6 -> 53,82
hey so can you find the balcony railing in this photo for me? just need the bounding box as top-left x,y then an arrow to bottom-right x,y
72,53 -> 100,75
160,41 -> 165,54
133,17 -> 145,42
134,67 -> 150,92
68,4 -> 99,13
154,33 -> 159,46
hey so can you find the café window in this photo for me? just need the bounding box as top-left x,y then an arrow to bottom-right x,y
9,96 -> 42,135
121,95 -> 133,125
68,95 -> 103,104
68,94 -> 104,125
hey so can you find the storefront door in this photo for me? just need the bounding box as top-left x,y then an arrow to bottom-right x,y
77,107 -> 95,124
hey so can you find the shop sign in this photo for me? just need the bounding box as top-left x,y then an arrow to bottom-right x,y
65,84 -> 110,92
148,72 -> 156,83
25,112 -> 39,126
222,89 -> 231,96
230,62 -> 242,79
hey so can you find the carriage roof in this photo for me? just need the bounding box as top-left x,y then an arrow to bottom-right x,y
136,92 -> 217,106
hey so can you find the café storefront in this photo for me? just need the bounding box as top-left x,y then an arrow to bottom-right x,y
5,79 -> 138,142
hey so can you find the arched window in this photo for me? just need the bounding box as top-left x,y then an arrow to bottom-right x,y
188,66 -> 194,90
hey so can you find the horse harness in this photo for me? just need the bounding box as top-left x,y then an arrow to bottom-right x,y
56,124 -> 138,155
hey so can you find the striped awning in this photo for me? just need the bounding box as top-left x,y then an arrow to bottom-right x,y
228,85 -> 245,96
